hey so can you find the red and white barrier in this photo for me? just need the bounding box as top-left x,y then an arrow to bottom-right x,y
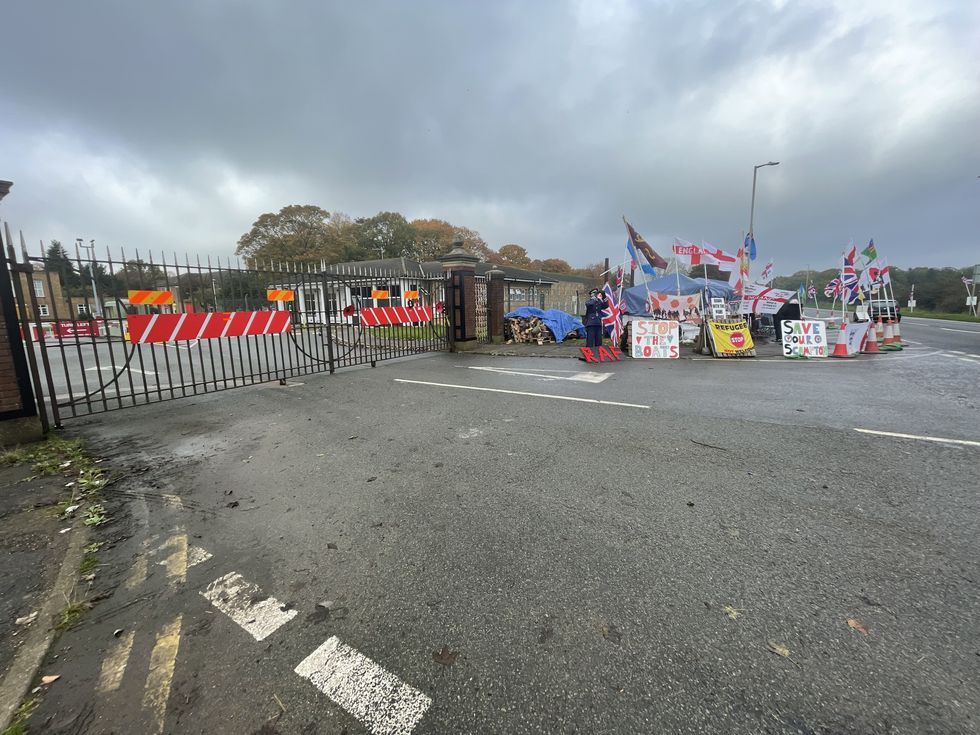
127,310 -> 291,344
359,306 -> 433,326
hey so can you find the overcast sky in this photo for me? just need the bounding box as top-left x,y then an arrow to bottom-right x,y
2,0 -> 978,274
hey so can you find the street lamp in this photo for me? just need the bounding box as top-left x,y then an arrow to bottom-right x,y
748,161 -> 780,239
77,238 -> 102,318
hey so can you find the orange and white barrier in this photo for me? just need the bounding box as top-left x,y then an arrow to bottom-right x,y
267,289 -> 295,301
127,310 -> 291,344
359,306 -> 433,326
128,289 -> 174,305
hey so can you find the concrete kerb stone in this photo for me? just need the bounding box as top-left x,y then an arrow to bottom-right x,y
0,525 -> 89,730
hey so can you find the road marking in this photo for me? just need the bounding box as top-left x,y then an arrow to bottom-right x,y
155,533 -> 188,585
162,494 -> 183,510
467,366 -> 611,383
124,556 -> 148,591
949,350 -> 965,355
85,365 -> 157,376
201,572 -> 297,641
295,636 -> 432,735
854,428 -> 980,448
958,357 -> 980,364
940,327 -> 980,334
187,546 -> 212,568
394,378 -> 649,409
97,629 -> 135,693
142,615 -> 182,735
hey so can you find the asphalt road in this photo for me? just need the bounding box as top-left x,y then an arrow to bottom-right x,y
26,316 -> 980,734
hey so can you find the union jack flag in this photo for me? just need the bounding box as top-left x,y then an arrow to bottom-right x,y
824,278 -> 841,298
807,284 -> 816,300
602,283 -> 625,344
841,249 -> 860,303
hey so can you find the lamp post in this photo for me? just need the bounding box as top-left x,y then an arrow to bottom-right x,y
77,238 -> 102,317
748,161 -> 780,239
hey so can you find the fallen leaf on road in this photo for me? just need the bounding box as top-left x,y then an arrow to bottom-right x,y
347,435 -> 358,440
767,641 -> 791,658
15,612 -> 38,626
847,618 -> 869,635
598,623 -> 622,644
366,476 -> 377,483
226,501 -> 239,508
327,542 -> 338,550
723,605 -> 743,620
432,645 -> 458,666
41,675 -> 60,685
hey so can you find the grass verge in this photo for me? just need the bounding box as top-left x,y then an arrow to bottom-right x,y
1,697 -> 38,735
903,311 -> 979,323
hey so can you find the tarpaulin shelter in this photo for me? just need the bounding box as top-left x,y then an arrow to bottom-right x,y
504,307 -> 586,342
622,275 -> 734,315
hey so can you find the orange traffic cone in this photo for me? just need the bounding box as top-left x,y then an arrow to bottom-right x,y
875,320 -> 884,342
830,322 -> 855,358
881,320 -> 900,350
862,324 -> 880,354
892,319 -> 903,347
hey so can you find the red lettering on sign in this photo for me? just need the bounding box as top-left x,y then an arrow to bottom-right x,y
579,347 -> 599,363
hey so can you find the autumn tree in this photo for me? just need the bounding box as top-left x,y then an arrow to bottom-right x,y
533,258 -> 573,273
410,219 -> 492,261
497,244 -> 531,266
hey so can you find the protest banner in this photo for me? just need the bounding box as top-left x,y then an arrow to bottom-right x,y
740,284 -> 796,314
781,320 -> 828,358
843,321 -> 870,356
631,319 -> 680,359
707,319 -> 755,357
642,292 -> 702,323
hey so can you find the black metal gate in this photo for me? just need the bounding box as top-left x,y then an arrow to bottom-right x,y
3,231 -> 449,426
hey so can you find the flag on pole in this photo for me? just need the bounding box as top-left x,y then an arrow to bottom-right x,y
879,258 -> 891,286
807,284 -> 816,300
824,278 -> 841,297
700,242 -> 738,270
758,260 -> 774,283
624,219 -> 669,273
963,275 -> 975,286
842,249 -> 860,303
671,238 -> 701,266
615,265 -> 625,291
798,282 -> 806,299
861,239 -> 878,265
729,246 -> 749,294
745,234 -> 757,261
602,283 -> 625,345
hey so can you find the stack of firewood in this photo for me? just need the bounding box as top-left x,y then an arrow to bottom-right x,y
504,316 -> 556,345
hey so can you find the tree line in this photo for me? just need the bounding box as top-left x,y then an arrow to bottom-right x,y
234,204 -> 598,276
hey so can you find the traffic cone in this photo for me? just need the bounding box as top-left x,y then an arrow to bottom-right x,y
881,320 -> 900,350
861,324 -> 881,354
829,322 -> 855,358
875,320 -> 884,342
891,319 -> 903,347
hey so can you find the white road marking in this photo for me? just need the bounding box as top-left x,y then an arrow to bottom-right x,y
949,350 -> 965,355
394,378 -> 649,409
467,366 -> 611,383
201,572 -> 297,641
854,428 -> 980,448
295,636 -> 432,735
940,327 -> 980,334
85,365 -> 157,375
187,546 -> 212,568
958,357 -> 980,364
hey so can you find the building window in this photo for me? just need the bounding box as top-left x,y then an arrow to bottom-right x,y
34,279 -> 45,297
38,304 -> 50,317
77,303 -> 89,315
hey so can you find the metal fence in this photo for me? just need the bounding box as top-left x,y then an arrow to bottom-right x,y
4,229 -> 449,426
474,276 -> 490,343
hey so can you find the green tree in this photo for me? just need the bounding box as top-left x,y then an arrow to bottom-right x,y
355,212 -> 416,259
236,205 -> 335,264
45,240 -> 79,289
410,219 -> 491,261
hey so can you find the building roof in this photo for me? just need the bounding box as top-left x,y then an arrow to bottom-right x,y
324,256 -> 564,284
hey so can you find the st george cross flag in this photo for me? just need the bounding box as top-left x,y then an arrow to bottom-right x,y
879,258 -> 891,286
671,238 -> 701,265
700,242 -> 739,270
758,260 -> 774,283
602,283 -> 625,344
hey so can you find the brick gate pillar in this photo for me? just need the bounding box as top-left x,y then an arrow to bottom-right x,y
0,209 -> 44,444
439,238 -> 480,345
486,267 -> 506,343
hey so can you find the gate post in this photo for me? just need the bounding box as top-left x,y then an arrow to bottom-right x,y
0,220 -> 43,444
486,267 -> 506,343
439,238 -> 479,347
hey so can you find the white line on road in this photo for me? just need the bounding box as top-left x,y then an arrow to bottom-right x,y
201,572 -> 297,641
394,378 -> 649,409
940,327 -> 980,334
467,366 -> 611,383
85,365 -> 157,375
957,357 -> 980,364
949,350 -> 965,355
187,546 -> 212,568
295,636 -> 432,735
854,428 -> 980,448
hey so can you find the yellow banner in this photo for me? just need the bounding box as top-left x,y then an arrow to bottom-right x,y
707,320 -> 754,356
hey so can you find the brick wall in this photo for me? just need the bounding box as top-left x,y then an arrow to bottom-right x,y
0,313 -> 24,413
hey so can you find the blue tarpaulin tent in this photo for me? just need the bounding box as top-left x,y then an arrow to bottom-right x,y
622,275 -> 735,315
504,307 -> 585,342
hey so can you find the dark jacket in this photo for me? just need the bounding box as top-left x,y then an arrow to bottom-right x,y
583,294 -> 608,327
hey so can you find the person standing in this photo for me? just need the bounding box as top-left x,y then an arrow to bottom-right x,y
583,287 -> 608,351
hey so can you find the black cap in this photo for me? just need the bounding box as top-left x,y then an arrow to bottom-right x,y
589,288 -> 601,295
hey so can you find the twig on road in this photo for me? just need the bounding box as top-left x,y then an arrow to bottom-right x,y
690,439 -> 729,451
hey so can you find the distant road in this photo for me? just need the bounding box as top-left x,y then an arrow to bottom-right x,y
899,315 -> 980,353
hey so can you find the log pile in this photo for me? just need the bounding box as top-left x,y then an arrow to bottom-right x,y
504,316 -> 556,345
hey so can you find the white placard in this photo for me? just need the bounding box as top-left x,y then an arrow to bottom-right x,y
631,319 -> 680,359
781,320 -> 828,358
